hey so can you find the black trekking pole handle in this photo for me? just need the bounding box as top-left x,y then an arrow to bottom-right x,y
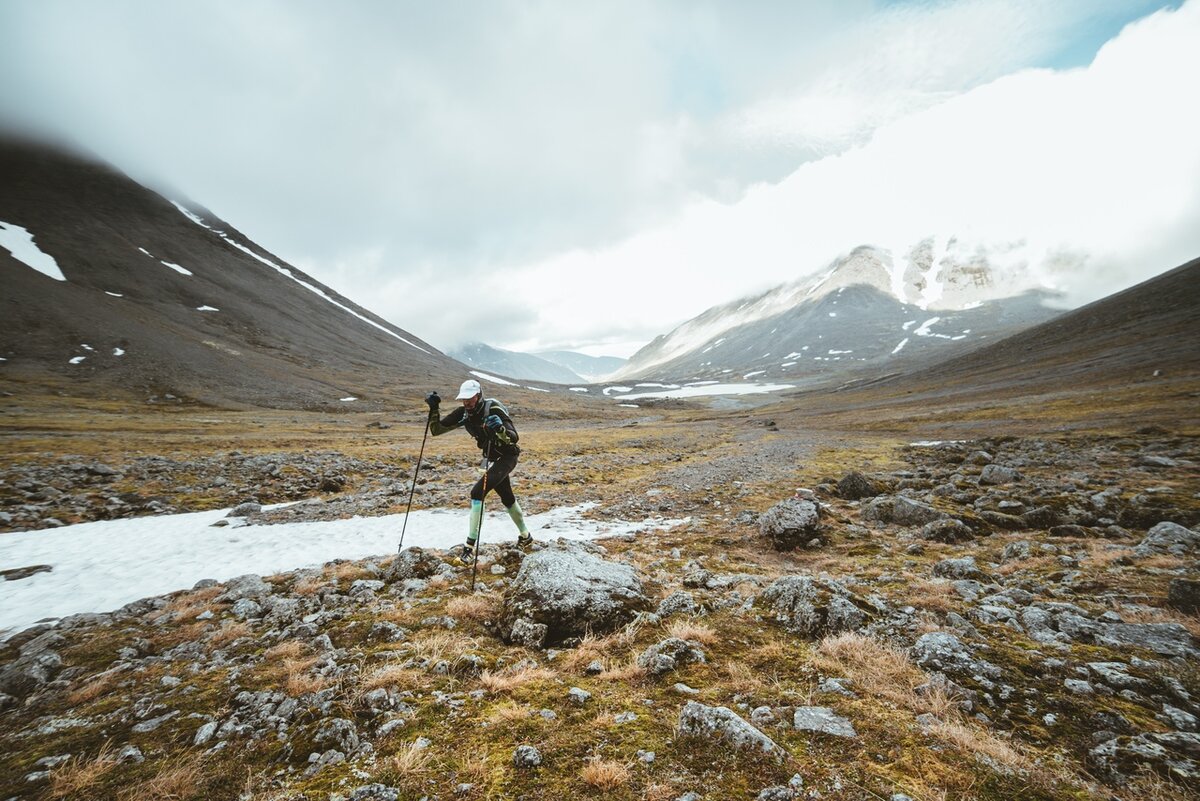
469,441 -> 491,592
398,416 -> 430,553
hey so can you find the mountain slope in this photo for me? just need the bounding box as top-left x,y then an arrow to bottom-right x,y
0,135 -> 465,409
534,350 -> 626,383
448,343 -> 586,385
612,242 -> 1070,383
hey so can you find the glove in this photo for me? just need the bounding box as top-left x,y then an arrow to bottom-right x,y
485,414 -> 503,432
425,391 -> 440,410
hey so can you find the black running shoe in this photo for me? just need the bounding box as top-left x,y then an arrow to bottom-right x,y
517,532 -> 533,549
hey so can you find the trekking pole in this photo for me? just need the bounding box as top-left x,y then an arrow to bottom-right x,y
469,441 -> 491,592
398,415 -> 430,554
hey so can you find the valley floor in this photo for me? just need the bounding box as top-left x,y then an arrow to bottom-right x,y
1,390 -> 1198,800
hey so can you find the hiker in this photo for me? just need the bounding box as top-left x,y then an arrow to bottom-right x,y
425,379 -> 532,561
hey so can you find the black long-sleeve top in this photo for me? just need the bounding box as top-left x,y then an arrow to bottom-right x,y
428,398 -> 520,458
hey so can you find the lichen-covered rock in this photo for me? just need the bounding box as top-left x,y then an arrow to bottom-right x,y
792,706 -> 857,738
861,496 -> 947,527
758,498 -> 821,551
910,632 -> 1000,680
386,547 -> 447,581
757,576 -> 872,638
1134,522 -> 1200,557
1168,579 -> 1200,614
838,472 -> 881,500
512,744 -> 542,768
979,465 -> 1021,485
657,590 -> 700,618
636,638 -> 706,675
919,519 -> 975,543
931,557 -> 987,581
1087,731 -> 1200,784
217,574 -> 272,602
678,701 -> 781,755
499,545 -> 650,646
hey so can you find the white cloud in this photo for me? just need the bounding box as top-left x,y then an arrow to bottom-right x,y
0,0 -> 1188,355
475,1 -> 1200,350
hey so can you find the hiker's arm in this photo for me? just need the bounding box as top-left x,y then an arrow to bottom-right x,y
429,403 -> 464,436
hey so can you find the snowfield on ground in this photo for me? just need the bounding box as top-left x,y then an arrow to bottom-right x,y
468,370 -> 516,386
0,220 -> 66,281
0,503 -> 687,636
620,382 -> 794,400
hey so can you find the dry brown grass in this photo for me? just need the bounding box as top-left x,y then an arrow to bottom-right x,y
263,640 -> 307,661
207,621 -> 252,648
357,663 -> 425,695
479,665 -> 557,693
406,631 -> 481,664
580,757 -> 632,790
285,666 -> 331,696
905,580 -> 960,614
382,740 -> 434,783
325,561 -> 371,582
67,668 -> 122,705
1111,773 -> 1200,801
162,586 -> 223,620
446,593 -> 502,622
642,783 -> 677,801
665,619 -> 719,645
814,632 -> 957,718
292,575 -> 328,596
1114,604 -> 1200,638
560,622 -> 644,672
49,742 -> 118,799
596,655 -> 648,683
117,753 -> 207,800
486,701 -> 540,725
929,720 -> 1033,774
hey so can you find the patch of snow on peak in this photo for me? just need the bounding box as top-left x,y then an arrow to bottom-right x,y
743,370 -> 765,379
914,317 -> 941,336
920,235 -> 950,309
469,370 -> 516,386
524,386 -> 550,392
0,221 -> 66,281
105,291 -> 123,297
602,386 -> 632,395
69,356 -> 85,364
196,305 -> 219,312
569,387 -> 589,393
162,260 -> 192,276
891,338 -> 909,355
902,320 -> 917,331
340,397 -> 357,402
113,348 -> 125,356
171,200 -> 212,229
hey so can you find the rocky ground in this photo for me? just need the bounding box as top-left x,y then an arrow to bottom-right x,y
1,428 -> 1198,800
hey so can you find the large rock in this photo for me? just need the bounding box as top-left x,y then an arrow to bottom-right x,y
910,632 -> 1000,680
1168,579 -> 1200,614
838,472 -> 881,500
979,465 -> 1021,485
759,499 -> 821,551
637,638 -> 706,676
757,576 -> 873,638
498,546 -> 650,647
678,701 -> 781,755
217,574 -> 272,602
861,496 -> 947,527
1088,732 -> 1200,785
1134,522 -> 1200,557
386,547 -> 446,582
792,706 -> 857,738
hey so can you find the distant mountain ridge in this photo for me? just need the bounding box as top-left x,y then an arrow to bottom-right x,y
612,240 -> 1072,383
447,343 -> 585,385
0,134 -> 464,408
534,351 -> 626,383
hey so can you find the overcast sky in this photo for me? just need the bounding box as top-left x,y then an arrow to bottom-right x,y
2,0 -> 1198,357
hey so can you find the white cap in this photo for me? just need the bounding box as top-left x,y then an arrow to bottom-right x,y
456,379 -> 482,400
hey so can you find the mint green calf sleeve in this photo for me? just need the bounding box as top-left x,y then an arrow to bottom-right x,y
467,500 -> 483,543
507,500 -> 529,534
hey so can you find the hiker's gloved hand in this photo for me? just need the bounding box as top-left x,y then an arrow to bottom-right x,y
485,414 -> 504,432
425,391 -> 440,410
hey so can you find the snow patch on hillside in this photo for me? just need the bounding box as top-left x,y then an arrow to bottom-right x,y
0,221 -> 66,281
171,201 -> 429,353
470,371 -> 516,386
